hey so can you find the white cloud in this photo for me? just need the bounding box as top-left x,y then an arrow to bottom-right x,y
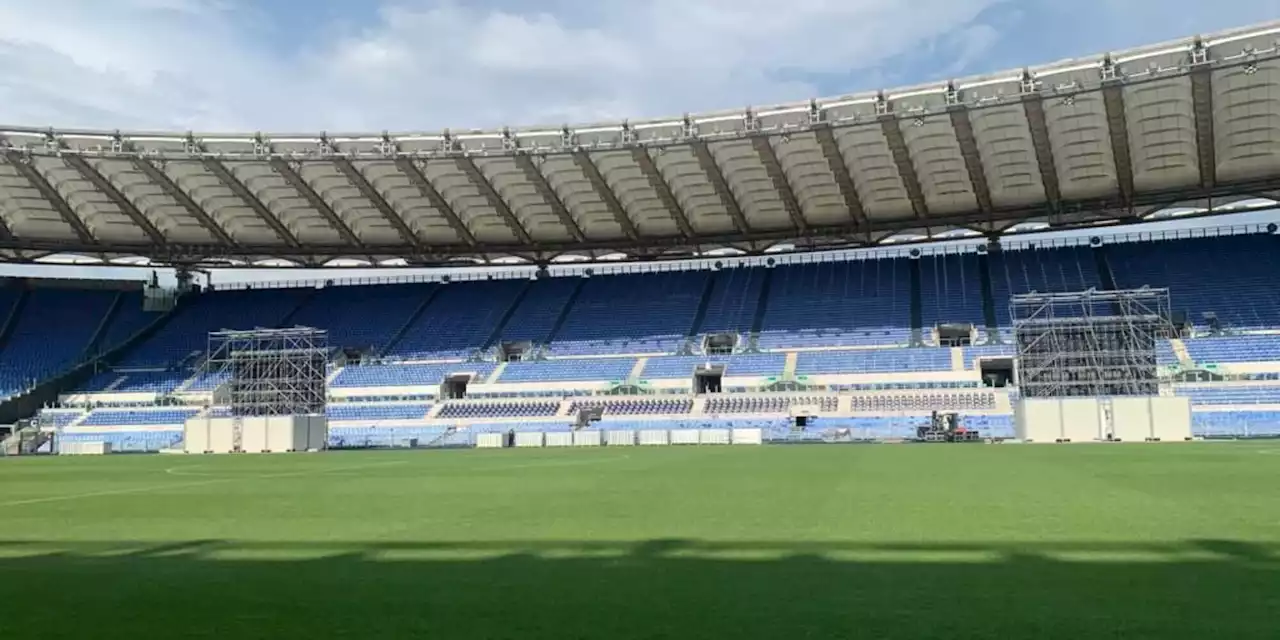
0,0 -> 1004,131
0,0 -> 1276,134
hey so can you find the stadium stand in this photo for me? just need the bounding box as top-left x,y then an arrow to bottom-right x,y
550,272 -> 709,355
757,259 -> 912,348
19,229 -> 1280,452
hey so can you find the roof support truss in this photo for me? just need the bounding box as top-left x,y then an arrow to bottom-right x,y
571,150 -> 639,241
2,150 -> 96,245
513,153 -> 585,243
630,147 -> 696,239
1101,70 -> 1136,205
393,158 -> 477,247
332,157 -> 421,249
455,156 -> 534,245
750,136 -> 807,233
133,158 -> 237,246
1021,92 -> 1063,210
202,158 -> 300,248
948,106 -> 994,214
63,155 -> 165,246
689,140 -> 752,236
1189,45 -> 1217,189
268,158 -> 364,248
812,125 -> 869,229
878,114 -> 930,219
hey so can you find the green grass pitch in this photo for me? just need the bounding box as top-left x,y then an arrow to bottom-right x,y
1,443 -> 1277,639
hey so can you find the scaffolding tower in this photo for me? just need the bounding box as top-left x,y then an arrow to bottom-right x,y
1011,288 -> 1174,398
206,327 -> 328,416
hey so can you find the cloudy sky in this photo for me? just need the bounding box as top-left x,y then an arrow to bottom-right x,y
1,0 -> 1278,132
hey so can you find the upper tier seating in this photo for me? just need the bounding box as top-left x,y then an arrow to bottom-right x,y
550,271 -> 709,355
640,354 -> 786,379
1109,235 -> 1280,329
698,267 -> 766,335
920,252 -> 985,327
497,277 -> 580,344
988,246 -> 1101,327
794,349 -> 951,375
332,362 -> 497,388
288,283 -> 433,353
757,259 -> 912,348
498,358 -> 635,383
0,288 -> 118,396
120,288 -> 309,367
390,280 -> 527,359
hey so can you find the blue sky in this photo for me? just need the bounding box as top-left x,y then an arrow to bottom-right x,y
1,0 -> 1277,131
0,0 -> 1277,284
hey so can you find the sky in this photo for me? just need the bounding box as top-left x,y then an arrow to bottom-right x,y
0,0 -> 1277,283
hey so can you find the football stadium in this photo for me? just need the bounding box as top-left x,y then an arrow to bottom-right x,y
2,20 -> 1280,639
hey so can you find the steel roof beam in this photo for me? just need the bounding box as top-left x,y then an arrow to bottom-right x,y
513,153 -> 585,243
571,150 -> 639,242
1189,42 -> 1217,190
948,106 -> 994,214
1020,92 -> 1063,209
689,140 -> 752,236
812,125 -> 870,229
132,158 -> 237,247
750,136 -> 807,233
878,114 -> 930,219
630,147 -> 696,239
393,158 -> 477,247
455,156 -> 534,245
2,150 -> 96,245
202,158 -> 300,248
63,155 -> 165,246
1101,65 -> 1136,206
332,157 -> 421,250
268,158 -> 364,249
9,176 -> 1277,264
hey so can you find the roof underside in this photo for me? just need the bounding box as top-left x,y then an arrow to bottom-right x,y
2,24 -> 1280,267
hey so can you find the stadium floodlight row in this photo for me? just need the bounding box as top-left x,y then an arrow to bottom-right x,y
0,23 -> 1278,265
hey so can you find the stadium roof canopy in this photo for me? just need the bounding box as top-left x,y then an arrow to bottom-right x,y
2,23 -> 1280,268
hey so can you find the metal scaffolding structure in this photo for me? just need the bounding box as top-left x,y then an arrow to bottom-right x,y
206,327 -> 328,416
1011,289 -> 1174,398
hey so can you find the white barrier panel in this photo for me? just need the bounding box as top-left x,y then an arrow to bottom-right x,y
207,417 -> 237,454
606,430 -> 636,446
1151,396 -> 1192,441
669,429 -> 700,445
700,428 -> 731,445
544,432 -> 574,447
241,416 -> 270,453
60,441 -> 111,455
732,428 -> 763,445
515,432 -> 544,448
476,433 -> 505,448
573,430 -> 602,447
183,416 -> 211,453
638,430 -> 670,446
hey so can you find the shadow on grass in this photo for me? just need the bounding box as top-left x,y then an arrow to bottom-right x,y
0,539 -> 1277,639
